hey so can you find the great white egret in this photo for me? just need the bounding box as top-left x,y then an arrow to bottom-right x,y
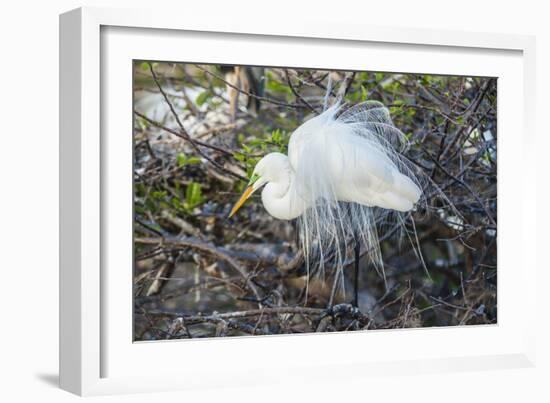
229,100 -> 424,307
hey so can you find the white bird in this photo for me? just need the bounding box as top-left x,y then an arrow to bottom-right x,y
229,100 -> 423,306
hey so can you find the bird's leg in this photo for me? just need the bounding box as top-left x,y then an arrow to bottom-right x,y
353,232 -> 360,309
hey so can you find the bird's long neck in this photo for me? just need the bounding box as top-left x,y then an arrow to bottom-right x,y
261,169 -> 306,220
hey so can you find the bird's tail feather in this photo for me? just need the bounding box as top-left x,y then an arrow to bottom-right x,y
295,100 -> 435,298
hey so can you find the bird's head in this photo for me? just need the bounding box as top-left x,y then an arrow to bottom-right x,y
228,152 -> 289,218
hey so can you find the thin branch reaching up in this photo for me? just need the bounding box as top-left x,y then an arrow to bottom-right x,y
284,69 -> 320,114
194,64 -> 308,110
147,63 -> 247,182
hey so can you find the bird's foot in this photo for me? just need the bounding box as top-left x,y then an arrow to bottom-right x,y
318,303 -> 369,331
322,303 -> 361,319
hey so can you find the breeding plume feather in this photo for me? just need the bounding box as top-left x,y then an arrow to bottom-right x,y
230,100 -> 426,297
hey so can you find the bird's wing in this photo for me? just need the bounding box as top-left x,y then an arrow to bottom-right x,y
289,119 -> 420,212
339,136 -> 421,211
334,133 -> 421,211
286,102 -> 424,284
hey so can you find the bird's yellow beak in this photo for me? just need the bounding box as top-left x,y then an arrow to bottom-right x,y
229,173 -> 263,218
228,185 -> 255,218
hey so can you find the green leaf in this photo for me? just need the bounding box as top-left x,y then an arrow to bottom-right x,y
196,90 -> 211,107
176,153 -> 187,167
177,153 -> 201,167
233,152 -> 246,163
185,182 -> 203,209
151,190 -> 167,200
171,197 -> 183,210
271,129 -> 281,143
248,138 -> 263,146
266,72 -> 292,96
360,85 -> 368,102
186,157 -> 201,165
135,183 -> 146,197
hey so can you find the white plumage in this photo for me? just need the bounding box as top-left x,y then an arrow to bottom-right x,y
255,109 -> 420,219
230,100 -> 423,288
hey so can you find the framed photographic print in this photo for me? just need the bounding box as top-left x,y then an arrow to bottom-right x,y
60,6 -> 537,396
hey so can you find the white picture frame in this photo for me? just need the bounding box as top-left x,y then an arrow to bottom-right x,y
59,6 -> 537,396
